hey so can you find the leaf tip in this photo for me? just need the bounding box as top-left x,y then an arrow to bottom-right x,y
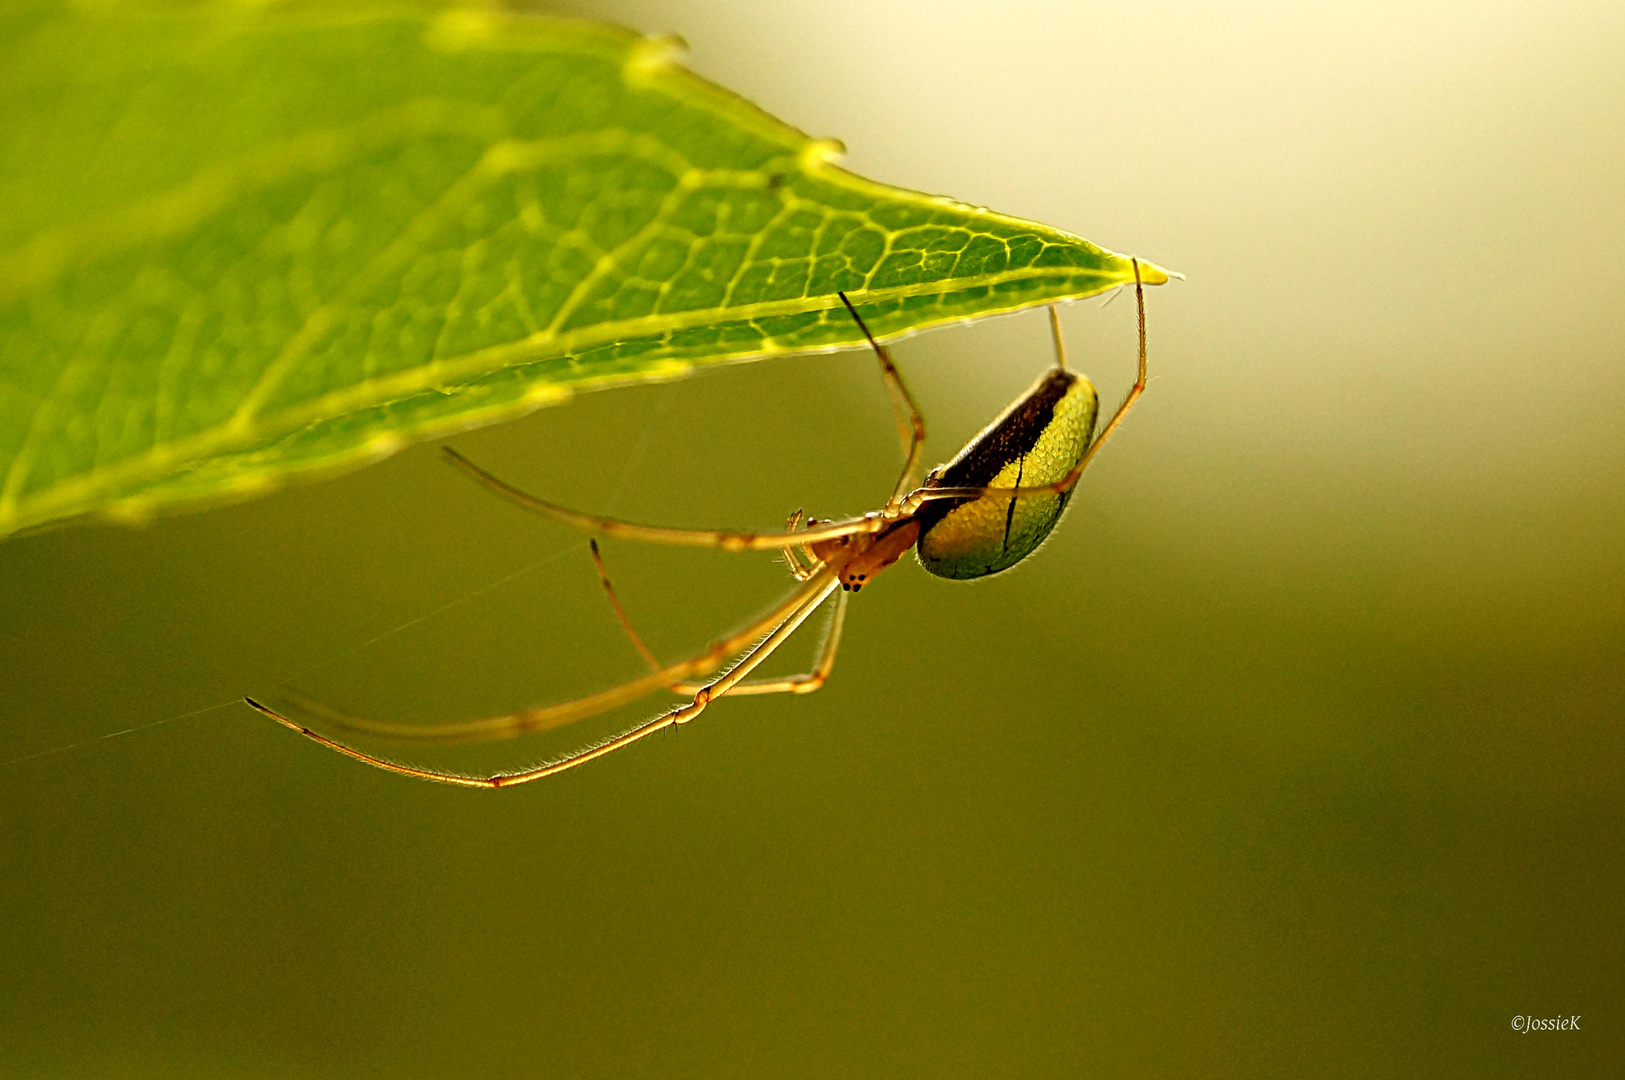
1132,259 -> 1177,286
625,33 -> 689,84
799,138 -> 847,173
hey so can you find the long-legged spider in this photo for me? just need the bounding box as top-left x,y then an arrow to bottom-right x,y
247,260 -> 1149,787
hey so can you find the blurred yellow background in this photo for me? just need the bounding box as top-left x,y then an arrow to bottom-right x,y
1,1 -> 1619,1075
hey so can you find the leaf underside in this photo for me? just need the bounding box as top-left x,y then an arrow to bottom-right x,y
0,2 -> 1169,538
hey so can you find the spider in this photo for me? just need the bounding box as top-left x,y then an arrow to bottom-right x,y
246,260 -> 1150,787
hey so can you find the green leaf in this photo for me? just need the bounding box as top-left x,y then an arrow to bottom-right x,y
0,2 -> 1169,539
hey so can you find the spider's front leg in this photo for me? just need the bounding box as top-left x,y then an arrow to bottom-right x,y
442,447 -> 889,551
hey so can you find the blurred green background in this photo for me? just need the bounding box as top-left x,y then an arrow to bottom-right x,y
2,0 -> 1620,1075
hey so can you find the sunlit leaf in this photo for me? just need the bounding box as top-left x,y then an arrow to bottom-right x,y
0,1 -> 1169,538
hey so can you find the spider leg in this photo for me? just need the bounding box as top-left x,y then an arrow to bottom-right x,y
589,537 -> 845,697
1065,257 -> 1149,484
793,515 -> 830,581
588,538 -> 665,673
678,569 -> 842,703
245,566 -> 842,787
687,586 -> 847,697
899,259 -> 1149,512
248,565 -> 837,747
443,447 -> 888,551
1048,304 -> 1068,370
837,292 -> 927,507
782,509 -> 814,581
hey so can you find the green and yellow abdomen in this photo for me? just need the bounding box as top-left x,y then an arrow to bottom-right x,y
915,368 -> 1098,580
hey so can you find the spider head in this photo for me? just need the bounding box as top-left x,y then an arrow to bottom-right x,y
831,519 -> 921,592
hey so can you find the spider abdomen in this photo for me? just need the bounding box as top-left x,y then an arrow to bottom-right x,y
915,367 -> 1098,580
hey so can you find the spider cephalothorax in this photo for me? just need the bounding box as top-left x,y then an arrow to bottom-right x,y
808,517 -> 921,592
